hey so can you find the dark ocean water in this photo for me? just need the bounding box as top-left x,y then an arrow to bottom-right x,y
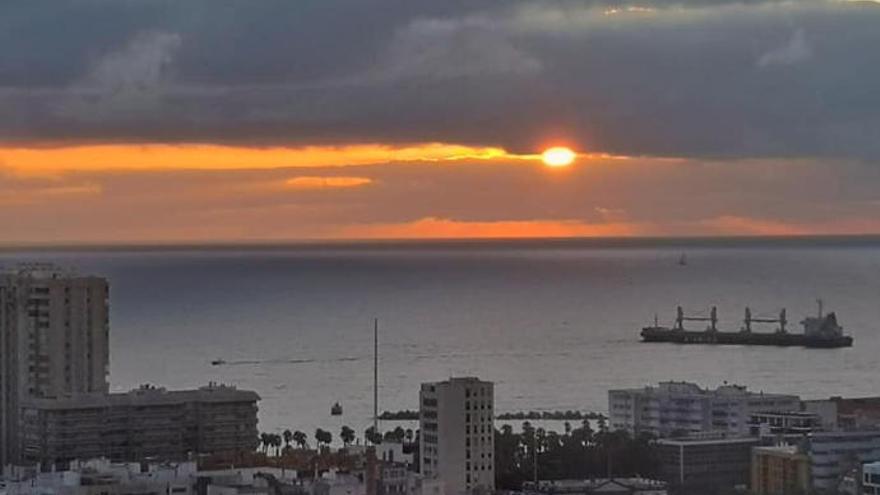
2,238 -> 879,438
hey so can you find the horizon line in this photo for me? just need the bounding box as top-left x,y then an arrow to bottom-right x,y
3,233 -> 880,252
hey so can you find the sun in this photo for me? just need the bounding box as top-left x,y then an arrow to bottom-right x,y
541,147 -> 576,167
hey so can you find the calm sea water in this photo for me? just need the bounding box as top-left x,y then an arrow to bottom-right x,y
2,239 -> 879,439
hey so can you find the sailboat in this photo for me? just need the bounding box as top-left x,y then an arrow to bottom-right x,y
678,253 -> 688,266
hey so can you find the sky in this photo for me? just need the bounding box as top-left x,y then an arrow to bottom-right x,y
2,0 -> 880,243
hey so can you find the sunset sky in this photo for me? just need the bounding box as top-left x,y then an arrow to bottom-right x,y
3,0 -> 880,243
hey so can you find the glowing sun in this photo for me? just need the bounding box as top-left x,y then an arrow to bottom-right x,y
541,147 -> 576,167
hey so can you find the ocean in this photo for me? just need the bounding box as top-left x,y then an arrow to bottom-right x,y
2,238 -> 878,440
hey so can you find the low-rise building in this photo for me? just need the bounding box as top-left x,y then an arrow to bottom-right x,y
0,458 -> 196,494
609,381 -> 800,438
20,383 -> 259,466
656,435 -> 759,494
523,478 -> 668,494
750,445 -> 811,495
197,466 -> 300,495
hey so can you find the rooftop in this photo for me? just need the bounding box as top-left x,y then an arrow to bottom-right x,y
23,383 -> 259,410
657,436 -> 760,446
612,380 -> 796,399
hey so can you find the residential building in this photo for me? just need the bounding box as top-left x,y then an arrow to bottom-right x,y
609,381 -> 800,438
419,377 -> 494,495
0,457 -> 196,494
750,445 -> 811,495
523,478 -> 668,494
19,383 -> 259,466
806,431 -> 880,492
656,435 -> 759,494
1,264 -> 109,465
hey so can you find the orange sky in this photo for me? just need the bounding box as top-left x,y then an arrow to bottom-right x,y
2,142 -> 878,243
0,143 -> 520,177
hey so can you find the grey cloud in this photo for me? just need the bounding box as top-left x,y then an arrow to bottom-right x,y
1,0 -> 880,161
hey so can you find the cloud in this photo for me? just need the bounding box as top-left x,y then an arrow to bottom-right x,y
0,0 -> 879,161
334,217 -> 641,239
4,153 -> 880,243
284,176 -> 372,190
757,29 -> 811,67
0,143 -> 514,177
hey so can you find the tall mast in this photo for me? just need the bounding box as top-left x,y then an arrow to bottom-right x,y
373,317 -> 379,437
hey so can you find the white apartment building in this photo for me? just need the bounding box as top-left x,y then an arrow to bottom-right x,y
608,381 -> 800,438
419,377 -> 494,495
0,264 -> 109,466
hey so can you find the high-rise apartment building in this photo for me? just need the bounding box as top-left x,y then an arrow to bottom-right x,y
420,377 -> 494,495
609,381 -> 801,438
1,264 -> 110,465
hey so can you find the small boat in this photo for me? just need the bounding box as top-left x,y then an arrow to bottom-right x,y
331,402 -> 343,416
211,359 -> 226,366
678,253 -> 687,266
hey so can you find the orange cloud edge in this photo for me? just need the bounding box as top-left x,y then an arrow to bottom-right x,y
0,142 -> 625,177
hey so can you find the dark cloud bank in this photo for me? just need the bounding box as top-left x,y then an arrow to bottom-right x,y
2,0 -> 879,160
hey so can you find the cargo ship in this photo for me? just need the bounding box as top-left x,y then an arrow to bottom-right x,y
641,301 -> 853,348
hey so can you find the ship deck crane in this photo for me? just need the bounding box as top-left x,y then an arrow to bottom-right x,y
742,307 -> 787,333
675,306 -> 718,332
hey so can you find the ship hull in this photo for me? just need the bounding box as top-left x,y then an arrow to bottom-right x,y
641,327 -> 853,348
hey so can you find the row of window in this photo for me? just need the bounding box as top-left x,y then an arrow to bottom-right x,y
464,387 -> 490,399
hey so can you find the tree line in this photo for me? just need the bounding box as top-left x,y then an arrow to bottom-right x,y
258,419 -> 658,491
495,419 -> 658,490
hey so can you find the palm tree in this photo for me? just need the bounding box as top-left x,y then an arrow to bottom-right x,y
293,430 -> 308,449
283,429 -> 293,450
405,428 -> 414,443
365,426 -> 382,445
260,432 -> 271,453
341,425 -> 356,447
315,428 -> 327,448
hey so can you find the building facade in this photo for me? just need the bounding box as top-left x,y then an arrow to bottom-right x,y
748,411 -> 823,438
0,264 -> 110,466
656,436 -> 759,494
751,445 -> 811,495
609,381 -> 801,438
419,377 -> 494,495
806,431 -> 880,492
862,461 -> 880,495
523,478 -> 668,495
19,383 -> 259,466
